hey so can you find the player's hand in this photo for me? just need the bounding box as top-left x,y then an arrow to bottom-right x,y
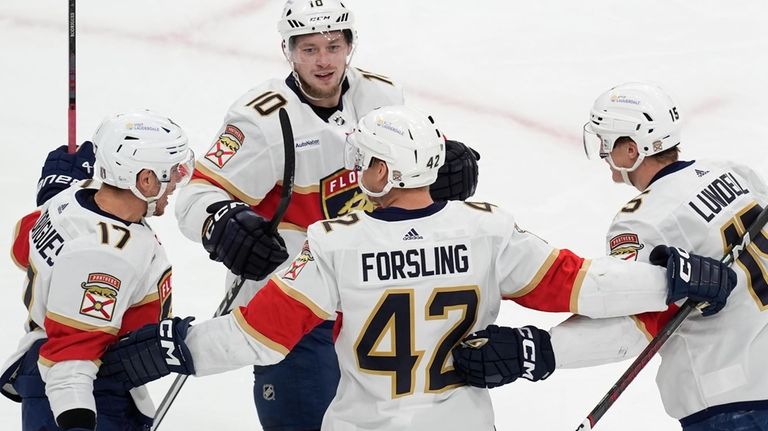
98,317 -> 196,389
649,245 -> 737,316
36,141 -> 96,206
451,324 -> 555,388
202,200 -> 289,280
429,139 -> 479,201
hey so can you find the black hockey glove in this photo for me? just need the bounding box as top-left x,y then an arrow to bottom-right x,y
429,139 -> 479,201
99,317 -> 196,389
37,141 -> 95,206
202,200 -> 289,281
452,324 -> 555,389
649,245 -> 737,316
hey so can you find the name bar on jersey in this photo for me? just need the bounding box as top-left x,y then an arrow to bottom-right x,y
688,172 -> 750,223
361,244 -> 469,282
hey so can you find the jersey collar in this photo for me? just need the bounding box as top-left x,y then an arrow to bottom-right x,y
647,160 -> 695,187
285,73 -> 351,122
76,188 -> 135,226
367,201 -> 447,222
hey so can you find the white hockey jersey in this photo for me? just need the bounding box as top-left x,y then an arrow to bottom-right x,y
1,181 -> 173,418
175,67 -> 404,307
184,200 -> 679,431
552,160 -> 768,422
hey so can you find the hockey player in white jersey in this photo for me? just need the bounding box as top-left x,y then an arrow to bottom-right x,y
173,1 -> 479,428
0,111 -> 195,431
100,105 -> 734,431
454,82 -> 768,430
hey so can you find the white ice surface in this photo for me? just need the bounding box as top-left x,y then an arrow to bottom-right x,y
1,1 -> 767,429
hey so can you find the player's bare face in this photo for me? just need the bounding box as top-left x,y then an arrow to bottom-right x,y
291,32 -> 351,105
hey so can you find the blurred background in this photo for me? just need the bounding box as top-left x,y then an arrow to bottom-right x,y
1,0 -> 767,429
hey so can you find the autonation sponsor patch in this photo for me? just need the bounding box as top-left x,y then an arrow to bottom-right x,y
295,138 -> 320,151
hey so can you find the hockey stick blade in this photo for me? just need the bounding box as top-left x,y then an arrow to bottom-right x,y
151,108 -> 296,431
577,203 -> 768,430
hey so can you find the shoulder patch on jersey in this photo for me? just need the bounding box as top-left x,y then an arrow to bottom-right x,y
205,124 -> 244,169
282,241 -> 314,281
79,272 -> 121,321
609,233 -> 645,261
320,168 -> 374,218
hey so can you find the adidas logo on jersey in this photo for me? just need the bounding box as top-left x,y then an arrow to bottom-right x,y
695,169 -> 710,177
403,228 -> 423,241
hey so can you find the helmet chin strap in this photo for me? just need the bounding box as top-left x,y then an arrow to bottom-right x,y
129,181 -> 167,218
359,177 -> 393,198
607,153 -> 645,188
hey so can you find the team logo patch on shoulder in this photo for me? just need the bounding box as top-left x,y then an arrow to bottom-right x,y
609,233 -> 645,261
320,168 -> 374,218
205,124 -> 245,169
79,272 -> 121,321
282,241 -> 314,281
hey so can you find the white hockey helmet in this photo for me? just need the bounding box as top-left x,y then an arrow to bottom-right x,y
345,105 -> 445,197
277,0 -> 356,62
92,110 -> 194,216
583,82 -> 682,184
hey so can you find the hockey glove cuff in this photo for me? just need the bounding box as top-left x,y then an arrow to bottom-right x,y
99,317 -> 196,390
452,324 -> 555,389
649,245 -> 737,316
202,200 -> 289,280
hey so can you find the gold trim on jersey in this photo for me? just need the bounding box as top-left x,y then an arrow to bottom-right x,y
131,292 -> 160,308
38,356 -> 56,368
276,180 -> 319,194
10,216 -> 26,270
423,285 -> 480,394
569,259 -> 592,314
630,315 -> 654,342
45,311 -> 120,335
271,277 -> 331,320
196,162 -> 263,206
278,221 -> 308,233
232,308 -> 290,356
354,288 -> 425,399
505,249 -> 559,298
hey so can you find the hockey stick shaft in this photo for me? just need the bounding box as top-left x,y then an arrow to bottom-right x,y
68,0 -> 76,154
151,108 -> 296,430
577,204 -> 768,431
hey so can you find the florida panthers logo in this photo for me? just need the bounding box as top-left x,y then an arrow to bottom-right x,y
609,233 -> 645,261
319,168 -> 374,218
282,241 -> 314,281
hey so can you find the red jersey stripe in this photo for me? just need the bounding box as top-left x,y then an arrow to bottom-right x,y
631,304 -> 681,340
11,210 -> 41,270
507,249 -> 587,313
235,281 -> 325,353
192,168 -> 323,229
40,316 -> 118,363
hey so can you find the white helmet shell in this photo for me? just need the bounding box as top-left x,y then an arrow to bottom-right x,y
277,0 -> 356,60
585,82 -> 682,158
345,105 -> 445,197
92,110 -> 194,215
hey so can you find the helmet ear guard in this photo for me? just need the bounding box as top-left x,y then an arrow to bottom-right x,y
345,105 -> 446,197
